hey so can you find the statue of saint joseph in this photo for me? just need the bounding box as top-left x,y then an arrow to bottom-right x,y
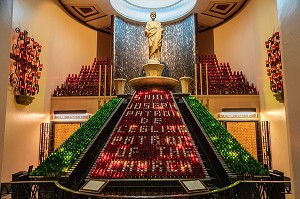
145,11 -> 164,63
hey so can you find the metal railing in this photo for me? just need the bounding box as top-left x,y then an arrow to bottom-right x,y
1,180 -> 291,199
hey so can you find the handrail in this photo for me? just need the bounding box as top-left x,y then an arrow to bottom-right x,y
1,180 -> 291,198
54,180 -> 292,198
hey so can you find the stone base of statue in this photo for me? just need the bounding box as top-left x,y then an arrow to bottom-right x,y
147,59 -> 160,64
143,63 -> 164,76
129,62 -> 179,91
129,76 -> 179,90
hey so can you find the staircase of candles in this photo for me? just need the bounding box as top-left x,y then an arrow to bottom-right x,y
52,57 -> 112,97
185,96 -> 269,176
28,91 -> 272,196
30,98 -> 122,177
197,54 -> 258,95
89,89 -> 207,179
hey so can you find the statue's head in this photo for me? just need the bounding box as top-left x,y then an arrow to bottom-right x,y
150,11 -> 156,20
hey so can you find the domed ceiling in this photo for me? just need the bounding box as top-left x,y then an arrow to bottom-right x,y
58,0 -> 248,34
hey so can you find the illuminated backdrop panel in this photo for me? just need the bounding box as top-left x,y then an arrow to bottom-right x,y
112,14 -> 197,93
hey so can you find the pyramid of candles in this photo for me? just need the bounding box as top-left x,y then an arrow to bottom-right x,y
30,98 -> 121,177
197,54 -> 257,95
185,96 -> 268,176
52,58 -> 111,97
90,89 -> 206,179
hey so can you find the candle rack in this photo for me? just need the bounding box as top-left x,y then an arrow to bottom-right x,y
265,32 -> 284,103
195,55 -> 258,97
9,28 -> 43,105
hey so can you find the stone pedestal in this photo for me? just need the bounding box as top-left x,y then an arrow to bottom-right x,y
129,76 -> 179,90
179,76 -> 192,93
114,78 -> 126,95
129,62 -> 179,91
143,63 -> 164,76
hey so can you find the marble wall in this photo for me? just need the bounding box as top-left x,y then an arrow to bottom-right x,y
112,14 -> 197,93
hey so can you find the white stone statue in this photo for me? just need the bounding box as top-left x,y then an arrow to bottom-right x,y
145,11 -> 164,63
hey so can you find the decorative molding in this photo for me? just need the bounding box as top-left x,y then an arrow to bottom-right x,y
197,23 -> 209,32
209,2 -> 237,16
71,5 -> 100,18
202,1 -> 238,19
67,4 -> 106,22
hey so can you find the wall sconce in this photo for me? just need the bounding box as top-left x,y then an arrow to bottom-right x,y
9,28 -> 43,105
265,31 -> 284,103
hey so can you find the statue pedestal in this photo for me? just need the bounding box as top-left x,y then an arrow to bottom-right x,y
143,63 -> 164,76
129,76 -> 179,90
114,78 -> 126,95
129,61 -> 179,91
179,76 -> 192,93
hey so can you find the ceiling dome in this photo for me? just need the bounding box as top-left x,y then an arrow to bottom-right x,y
110,0 -> 197,22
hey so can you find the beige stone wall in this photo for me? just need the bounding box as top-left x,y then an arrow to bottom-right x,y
276,0 -> 300,197
1,0 -> 97,181
214,0 -> 289,178
0,0 -> 13,182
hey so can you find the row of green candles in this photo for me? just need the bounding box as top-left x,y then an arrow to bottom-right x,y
185,96 -> 268,175
30,98 -> 122,177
